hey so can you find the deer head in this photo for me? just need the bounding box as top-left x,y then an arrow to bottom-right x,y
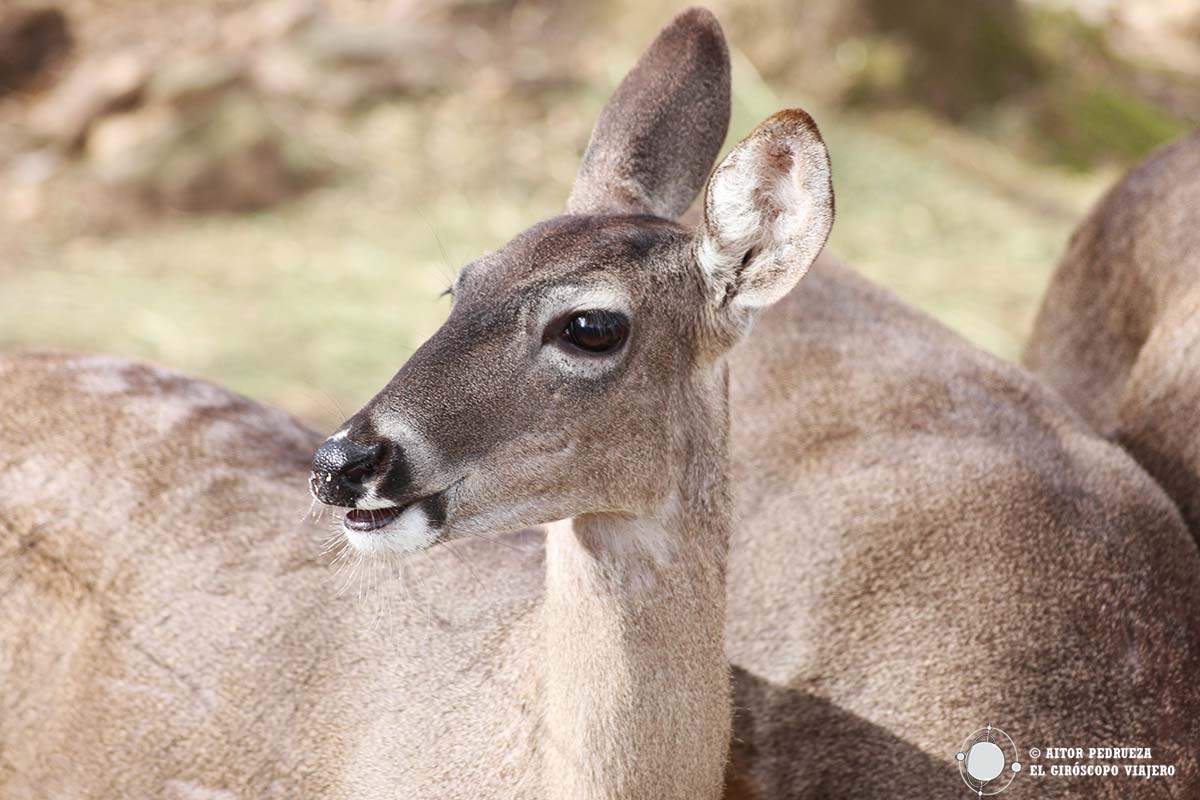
310,7 -> 834,558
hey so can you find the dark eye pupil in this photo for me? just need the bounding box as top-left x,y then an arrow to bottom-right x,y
563,310 -> 628,353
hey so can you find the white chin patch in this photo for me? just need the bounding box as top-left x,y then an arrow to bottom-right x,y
343,505 -> 437,555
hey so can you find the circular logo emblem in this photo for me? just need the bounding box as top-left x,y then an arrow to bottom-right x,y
956,724 -> 1020,796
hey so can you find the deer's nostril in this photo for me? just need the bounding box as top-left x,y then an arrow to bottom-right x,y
311,436 -> 384,507
341,459 -> 373,485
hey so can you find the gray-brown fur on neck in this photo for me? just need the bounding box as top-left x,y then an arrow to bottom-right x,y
541,389 -> 732,800
1025,129 -> 1200,541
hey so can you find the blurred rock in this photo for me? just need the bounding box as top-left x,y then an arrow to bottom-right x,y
251,20 -> 453,109
148,59 -> 245,110
86,105 -> 179,183
3,148 -> 61,223
222,0 -> 321,51
251,45 -> 313,99
7,148 -> 62,185
0,6 -> 71,96
87,80 -> 325,213
29,53 -> 149,149
10,0 -> 483,221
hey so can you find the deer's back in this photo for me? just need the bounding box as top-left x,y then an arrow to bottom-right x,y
1025,130 -> 1200,434
728,255 -> 1200,798
1025,130 -> 1200,544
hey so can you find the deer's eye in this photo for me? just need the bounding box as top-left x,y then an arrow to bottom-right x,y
558,310 -> 629,354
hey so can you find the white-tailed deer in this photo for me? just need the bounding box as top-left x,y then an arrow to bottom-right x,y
1025,130 -> 1200,544
3,8 -> 1199,800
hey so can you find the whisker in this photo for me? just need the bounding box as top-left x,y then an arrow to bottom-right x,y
334,547 -> 364,595
408,548 -> 439,629
392,551 -> 417,618
425,218 -> 457,289
436,538 -> 484,585
466,528 -> 526,555
328,541 -> 354,570
319,389 -> 347,422
363,556 -> 382,629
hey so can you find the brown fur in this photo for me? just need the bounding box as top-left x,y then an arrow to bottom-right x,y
3,9 -> 1200,800
1025,130 -> 1200,541
729,253 -> 1200,797
567,8 -> 730,219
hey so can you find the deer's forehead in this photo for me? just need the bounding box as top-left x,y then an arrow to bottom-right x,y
459,215 -> 690,302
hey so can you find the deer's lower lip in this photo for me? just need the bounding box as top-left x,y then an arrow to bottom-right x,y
343,505 -> 406,532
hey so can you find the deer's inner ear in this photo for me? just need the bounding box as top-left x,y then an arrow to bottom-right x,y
566,8 -> 730,220
697,109 -> 835,315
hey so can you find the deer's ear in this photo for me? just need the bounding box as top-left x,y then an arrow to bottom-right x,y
697,109 -> 834,315
566,7 -> 730,220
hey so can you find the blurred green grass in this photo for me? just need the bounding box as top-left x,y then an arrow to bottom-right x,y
0,18 -> 1113,432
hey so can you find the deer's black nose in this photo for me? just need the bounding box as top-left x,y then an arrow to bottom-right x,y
311,436 -> 383,507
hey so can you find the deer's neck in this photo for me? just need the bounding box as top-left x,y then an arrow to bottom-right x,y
541,457 -> 731,800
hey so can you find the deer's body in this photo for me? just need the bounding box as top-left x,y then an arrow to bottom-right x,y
3,9 -> 1200,800
1025,130 -> 1200,542
728,254 -> 1200,797
0,356 -> 544,799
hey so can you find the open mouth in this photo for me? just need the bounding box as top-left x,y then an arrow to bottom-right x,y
335,477 -> 464,541
343,504 -> 408,532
